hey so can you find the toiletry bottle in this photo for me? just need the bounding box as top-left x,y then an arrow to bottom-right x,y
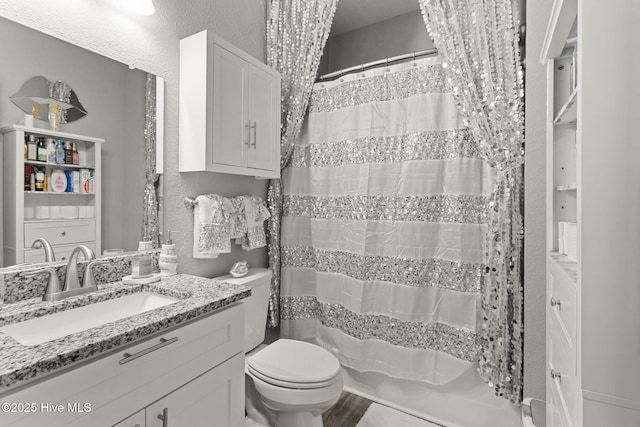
72,142 -> 79,165
37,137 -> 47,162
24,165 -> 32,191
30,170 -> 35,191
23,135 -> 28,160
64,142 -> 73,164
56,140 -> 65,164
47,138 -> 57,163
27,135 -> 37,160
35,167 -> 44,191
159,231 -> 178,276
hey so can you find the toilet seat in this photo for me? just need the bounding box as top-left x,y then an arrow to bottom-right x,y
247,339 -> 341,389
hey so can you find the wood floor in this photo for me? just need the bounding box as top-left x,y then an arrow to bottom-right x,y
322,391 -> 373,427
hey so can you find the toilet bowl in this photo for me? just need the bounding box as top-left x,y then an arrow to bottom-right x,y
213,269 -> 343,427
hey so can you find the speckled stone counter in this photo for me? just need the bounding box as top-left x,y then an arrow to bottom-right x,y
0,274 -> 250,394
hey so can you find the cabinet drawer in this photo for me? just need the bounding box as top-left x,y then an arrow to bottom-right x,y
24,242 -> 96,263
548,258 -> 577,347
548,307 -> 576,376
547,333 -> 579,427
24,220 -> 95,247
2,303 -> 244,427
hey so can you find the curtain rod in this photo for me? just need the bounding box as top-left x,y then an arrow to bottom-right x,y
316,48 -> 438,82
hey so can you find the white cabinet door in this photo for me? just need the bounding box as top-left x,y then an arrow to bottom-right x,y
145,353 -> 244,427
213,45 -> 248,169
112,410 -> 145,427
247,64 -> 279,172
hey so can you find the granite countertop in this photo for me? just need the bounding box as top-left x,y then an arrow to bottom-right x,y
0,274 -> 250,394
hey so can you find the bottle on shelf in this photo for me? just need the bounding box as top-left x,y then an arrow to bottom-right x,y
30,170 -> 35,192
47,138 -> 57,163
72,142 -> 79,165
23,135 -> 28,160
24,164 -> 32,191
27,134 -> 37,161
56,139 -> 65,164
37,137 -> 47,162
64,142 -> 73,164
34,167 -> 45,192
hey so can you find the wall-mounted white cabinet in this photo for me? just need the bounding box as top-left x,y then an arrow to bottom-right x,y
1,125 -> 101,266
541,0 -> 640,425
179,30 -> 281,178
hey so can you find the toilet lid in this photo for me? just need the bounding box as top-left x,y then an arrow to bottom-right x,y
247,339 -> 340,387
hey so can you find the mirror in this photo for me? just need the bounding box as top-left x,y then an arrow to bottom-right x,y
0,16 -> 163,267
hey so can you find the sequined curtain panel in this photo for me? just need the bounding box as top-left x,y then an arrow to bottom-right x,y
265,0 -> 338,327
419,0 -> 525,403
142,73 -> 160,247
279,58 -> 491,384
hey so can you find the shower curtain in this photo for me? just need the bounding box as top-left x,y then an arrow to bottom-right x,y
279,57 -> 495,384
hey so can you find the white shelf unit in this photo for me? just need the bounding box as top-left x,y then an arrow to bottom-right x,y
542,1 -> 640,426
1,125 -> 102,265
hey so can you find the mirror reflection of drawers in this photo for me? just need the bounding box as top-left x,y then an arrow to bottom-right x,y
24,242 -> 96,263
24,219 -> 96,247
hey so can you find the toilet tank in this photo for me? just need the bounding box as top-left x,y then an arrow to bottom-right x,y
213,268 -> 272,352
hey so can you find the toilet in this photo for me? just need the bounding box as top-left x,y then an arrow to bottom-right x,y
214,268 -> 343,427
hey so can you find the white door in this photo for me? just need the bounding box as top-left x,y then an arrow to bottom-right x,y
145,354 -> 244,427
213,45 -> 248,168
112,409 -> 145,427
247,65 -> 278,171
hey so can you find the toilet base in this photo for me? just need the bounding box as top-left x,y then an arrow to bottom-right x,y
275,411 -> 324,427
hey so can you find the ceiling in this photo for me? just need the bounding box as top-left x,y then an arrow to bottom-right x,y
330,0 -> 421,36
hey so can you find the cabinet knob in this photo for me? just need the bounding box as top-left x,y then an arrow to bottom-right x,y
61,231 -> 66,236
550,297 -> 561,308
550,369 -> 562,380
158,408 -> 169,427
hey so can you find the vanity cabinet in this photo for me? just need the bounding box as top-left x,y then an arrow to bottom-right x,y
179,30 -> 281,178
0,303 -> 245,427
1,125 -> 102,266
541,0 -> 640,425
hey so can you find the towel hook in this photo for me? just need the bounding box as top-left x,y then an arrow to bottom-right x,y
184,196 -> 198,209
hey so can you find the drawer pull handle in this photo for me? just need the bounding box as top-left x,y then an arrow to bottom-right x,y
158,408 -> 169,427
61,231 -> 66,236
550,297 -> 561,308
550,369 -> 562,380
119,337 -> 178,365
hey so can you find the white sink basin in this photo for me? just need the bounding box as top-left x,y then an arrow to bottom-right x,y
0,292 -> 178,346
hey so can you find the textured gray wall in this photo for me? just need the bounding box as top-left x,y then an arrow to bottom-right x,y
320,10 -> 434,76
0,0 -> 269,277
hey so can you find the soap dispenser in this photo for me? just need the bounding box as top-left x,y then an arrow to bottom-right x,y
159,231 -> 178,276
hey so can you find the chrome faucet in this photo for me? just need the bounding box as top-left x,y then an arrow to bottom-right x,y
31,238 -> 55,262
26,245 -> 99,301
24,268 -> 62,301
64,245 -> 96,292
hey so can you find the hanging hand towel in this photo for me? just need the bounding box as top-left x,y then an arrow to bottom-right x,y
239,195 -> 271,251
193,195 -> 232,258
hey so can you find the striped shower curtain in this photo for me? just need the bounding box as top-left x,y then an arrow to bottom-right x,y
279,57 -> 496,384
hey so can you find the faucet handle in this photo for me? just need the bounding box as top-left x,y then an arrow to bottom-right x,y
24,268 -> 62,301
83,260 -> 111,289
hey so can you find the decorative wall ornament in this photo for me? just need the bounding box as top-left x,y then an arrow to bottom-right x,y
419,0 -> 525,404
10,75 -> 87,124
141,73 -> 160,247
265,0 -> 338,327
